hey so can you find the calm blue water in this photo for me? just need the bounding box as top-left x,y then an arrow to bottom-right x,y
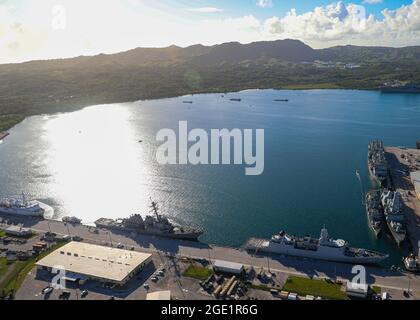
1,89 -> 420,266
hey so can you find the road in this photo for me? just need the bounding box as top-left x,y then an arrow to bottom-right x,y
1,215 -> 419,297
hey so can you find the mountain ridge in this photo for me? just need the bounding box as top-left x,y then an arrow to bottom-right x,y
0,39 -> 419,132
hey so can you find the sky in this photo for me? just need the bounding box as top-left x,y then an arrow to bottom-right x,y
0,0 -> 419,64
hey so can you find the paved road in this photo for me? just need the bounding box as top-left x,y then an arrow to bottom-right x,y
1,216 -> 419,297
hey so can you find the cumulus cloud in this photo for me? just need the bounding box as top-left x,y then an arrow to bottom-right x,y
261,0 -> 420,47
185,7 -> 223,13
363,0 -> 383,4
257,0 -> 273,8
0,0 -> 420,64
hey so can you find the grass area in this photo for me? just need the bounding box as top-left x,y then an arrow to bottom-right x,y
182,264 -> 214,281
0,258 -> 8,277
0,241 -> 68,299
0,114 -> 25,132
282,276 -> 347,300
0,230 -> 5,237
372,286 -> 382,295
249,284 -> 277,292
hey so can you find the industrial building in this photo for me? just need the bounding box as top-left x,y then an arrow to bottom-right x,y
410,171 -> 420,200
36,242 -> 152,285
213,260 -> 245,275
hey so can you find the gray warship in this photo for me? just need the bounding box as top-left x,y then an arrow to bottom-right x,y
381,190 -> 407,246
368,140 -> 389,187
365,190 -> 384,238
95,199 -> 203,241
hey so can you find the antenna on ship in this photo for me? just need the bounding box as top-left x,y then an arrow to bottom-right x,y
149,197 -> 160,220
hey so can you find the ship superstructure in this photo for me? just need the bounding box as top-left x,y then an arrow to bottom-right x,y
0,194 -> 45,217
245,227 -> 388,264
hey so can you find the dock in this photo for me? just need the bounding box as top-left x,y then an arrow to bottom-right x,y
0,132 -> 9,140
385,146 -> 420,257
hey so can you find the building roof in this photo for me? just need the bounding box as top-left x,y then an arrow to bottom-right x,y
146,291 -> 171,300
213,260 -> 244,273
6,225 -> 31,233
36,242 -> 151,283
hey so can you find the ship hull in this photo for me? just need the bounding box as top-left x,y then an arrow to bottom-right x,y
245,239 -> 387,265
0,202 -> 45,217
380,88 -> 420,94
95,223 -> 202,241
385,220 -> 406,246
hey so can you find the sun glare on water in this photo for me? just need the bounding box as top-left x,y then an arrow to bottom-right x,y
42,105 -> 152,222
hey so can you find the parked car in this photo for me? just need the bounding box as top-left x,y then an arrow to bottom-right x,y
42,287 -> 53,295
81,290 -> 89,298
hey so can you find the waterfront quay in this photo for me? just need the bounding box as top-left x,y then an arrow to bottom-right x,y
385,146 -> 420,258
1,215 -> 419,300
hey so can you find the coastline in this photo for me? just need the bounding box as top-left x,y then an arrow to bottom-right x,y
0,131 -> 9,141
0,87 -> 382,134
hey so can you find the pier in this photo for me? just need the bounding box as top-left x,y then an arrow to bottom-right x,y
385,146 -> 420,258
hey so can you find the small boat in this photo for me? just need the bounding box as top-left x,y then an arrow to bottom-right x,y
230,98 -> 242,102
274,99 -> 289,102
183,101 -> 193,104
403,254 -> 419,273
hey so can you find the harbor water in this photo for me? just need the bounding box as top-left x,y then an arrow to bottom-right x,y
1,89 -> 420,266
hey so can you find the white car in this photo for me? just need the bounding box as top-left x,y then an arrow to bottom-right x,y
42,287 -> 53,295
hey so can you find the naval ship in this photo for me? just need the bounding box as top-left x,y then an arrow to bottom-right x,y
0,194 -> 45,217
368,140 -> 389,187
365,190 -> 384,238
245,227 -> 388,264
381,190 -> 407,246
380,81 -> 420,94
95,199 -> 203,241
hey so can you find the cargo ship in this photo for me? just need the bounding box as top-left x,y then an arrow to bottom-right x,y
95,199 -> 203,241
245,227 -> 388,265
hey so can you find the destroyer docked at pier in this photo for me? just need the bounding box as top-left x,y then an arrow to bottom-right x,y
245,227 -> 388,264
365,190 -> 384,238
368,140 -> 389,187
381,190 -> 407,246
0,194 -> 45,217
95,199 -> 203,241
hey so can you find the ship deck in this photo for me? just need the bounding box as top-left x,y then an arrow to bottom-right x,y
244,237 -> 269,250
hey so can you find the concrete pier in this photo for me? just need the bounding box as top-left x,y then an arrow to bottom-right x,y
385,146 -> 420,258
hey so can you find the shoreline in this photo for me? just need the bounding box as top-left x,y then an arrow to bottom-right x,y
0,87 -> 387,134
0,132 -> 9,141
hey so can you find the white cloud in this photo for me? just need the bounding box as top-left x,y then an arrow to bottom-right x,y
261,0 -> 420,48
185,7 -> 223,13
363,0 -> 383,4
0,0 -> 420,64
257,0 -> 273,8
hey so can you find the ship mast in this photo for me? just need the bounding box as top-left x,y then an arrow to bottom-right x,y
149,198 -> 161,221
